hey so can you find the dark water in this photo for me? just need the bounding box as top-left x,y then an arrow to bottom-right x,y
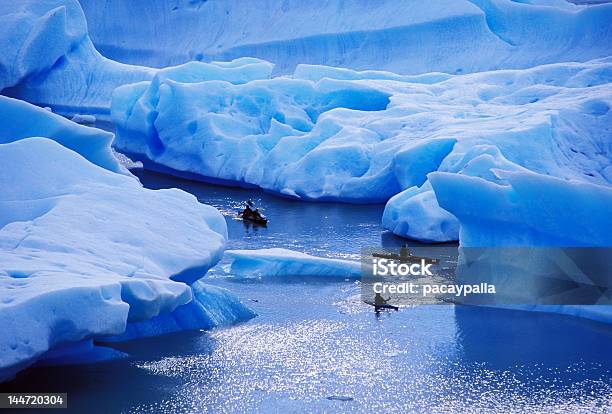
3,169 -> 611,413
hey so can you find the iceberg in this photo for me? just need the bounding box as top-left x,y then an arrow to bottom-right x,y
112,64 -> 393,202
225,249 -> 362,279
0,137 -> 237,381
430,170 -> 612,247
378,59 -> 612,242
70,114 -> 96,124
382,181 -> 461,243
112,58 -> 612,243
80,0 -> 612,75
101,282 -> 256,342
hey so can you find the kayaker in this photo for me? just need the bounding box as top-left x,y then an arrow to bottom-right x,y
374,292 -> 390,307
252,208 -> 264,220
242,200 -> 255,219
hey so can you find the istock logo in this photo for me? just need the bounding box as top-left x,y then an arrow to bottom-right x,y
372,258 -> 433,276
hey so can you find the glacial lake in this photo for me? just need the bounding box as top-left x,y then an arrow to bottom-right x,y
3,169 -> 611,413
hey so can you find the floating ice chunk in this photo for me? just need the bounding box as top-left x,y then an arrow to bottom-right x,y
383,144 -> 534,242
112,58 -> 612,213
225,249 -> 362,279
430,170 -> 612,247
102,282 -> 256,342
112,72 -> 393,201
0,138 -> 229,381
382,182 -> 460,243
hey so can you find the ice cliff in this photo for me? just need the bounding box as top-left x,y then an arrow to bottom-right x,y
0,0 -> 153,118
80,0 -> 612,75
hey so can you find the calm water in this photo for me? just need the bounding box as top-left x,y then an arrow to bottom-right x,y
3,170 -> 611,413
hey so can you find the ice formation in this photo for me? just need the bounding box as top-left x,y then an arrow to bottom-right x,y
430,170 -> 612,247
113,58 -> 612,243
80,0 -> 612,75
2,0 -> 610,246
0,0 -> 153,117
102,282 -> 256,342
70,113 -> 96,124
0,137 -> 241,381
225,249 -> 362,279
0,0 -> 261,382
0,95 -> 126,174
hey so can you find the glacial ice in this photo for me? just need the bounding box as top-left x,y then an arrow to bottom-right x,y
430,170 -> 612,247
2,0 -> 610,247
101,282 -> 256,342
113,58 -> 612,243
0,137 -> 235,381
70,114 -> 96,124
0,0 -> 153,117
382,181 -> 461,243
80,0 -> 612,75
0,0 -> 610,383
225,249 -> 362,279
0,95 -> 126,174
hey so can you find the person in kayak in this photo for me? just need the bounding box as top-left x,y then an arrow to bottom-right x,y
242,200 -> 265,221
242,200 -> 254,219
374,292 -> 391,307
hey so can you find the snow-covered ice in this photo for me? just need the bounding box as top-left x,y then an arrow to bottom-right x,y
430,170 -> 612,247
0,1 -> 262,381
0,137 -> 243,381
6,0 -> 610,118
225,249 -> 362,279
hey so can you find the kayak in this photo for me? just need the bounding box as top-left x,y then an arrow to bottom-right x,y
365,301 -> 399,311
244,216 -> 268,225
375,303 -> 399,311
241,213 -> 268,225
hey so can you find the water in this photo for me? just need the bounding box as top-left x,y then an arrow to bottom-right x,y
3,170 -> 611,413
